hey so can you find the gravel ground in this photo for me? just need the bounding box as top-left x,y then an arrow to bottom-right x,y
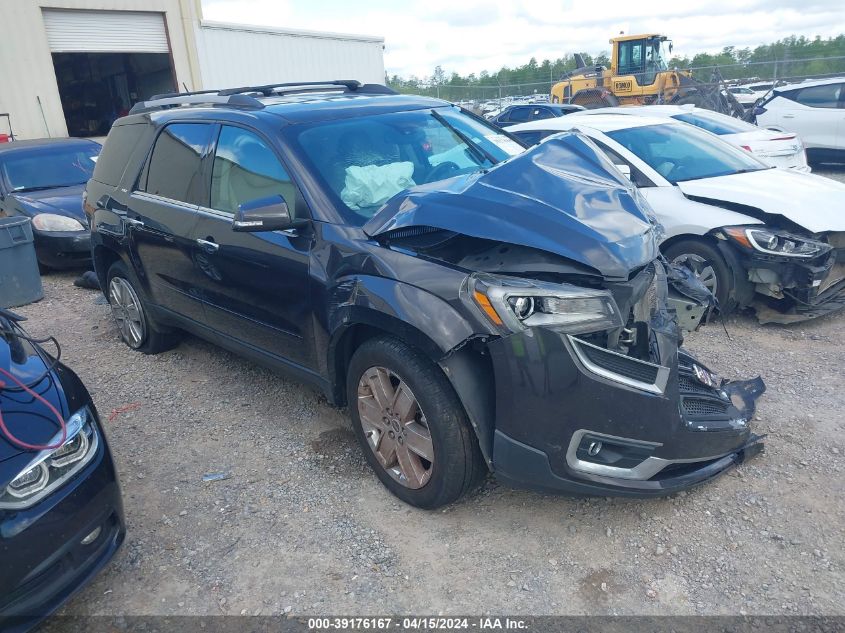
13,165 -> 845,620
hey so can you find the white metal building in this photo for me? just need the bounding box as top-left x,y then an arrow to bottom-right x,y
0,0 -> 386,140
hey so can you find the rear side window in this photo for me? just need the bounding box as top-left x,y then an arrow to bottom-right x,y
508,107 -> 530,123
672,111 -> 755,135
790,83 -> 843,109
530,108 -> 555,121
210,125 -> 298,217
92,124 -> 146,185
142,123 -> 215,204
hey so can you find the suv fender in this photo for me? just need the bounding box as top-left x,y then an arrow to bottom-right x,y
327,275 -> 496,466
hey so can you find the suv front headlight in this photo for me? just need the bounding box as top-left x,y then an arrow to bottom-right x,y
31,213 -> 85,232
467,273 -> 623,335
0,407 -> 98,509
723,226 -> 831,259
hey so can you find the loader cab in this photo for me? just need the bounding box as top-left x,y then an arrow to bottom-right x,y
612,34 -> 670,87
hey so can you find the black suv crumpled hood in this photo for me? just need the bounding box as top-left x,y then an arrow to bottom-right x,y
364,134 -> 658,279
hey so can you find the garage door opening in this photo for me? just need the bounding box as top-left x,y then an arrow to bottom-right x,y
52,52 -> 175,137
42,9 -> 176,138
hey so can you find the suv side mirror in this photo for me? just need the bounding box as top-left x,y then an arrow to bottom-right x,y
232,195 -> 303,232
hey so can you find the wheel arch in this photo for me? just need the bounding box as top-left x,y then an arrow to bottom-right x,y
92,243 -> 124,292
326,276 -> 497,468
661,232 -> 755,309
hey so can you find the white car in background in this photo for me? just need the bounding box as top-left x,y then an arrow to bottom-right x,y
754,76 -> 845,164
508,114 -> 845,322
573,105 -> 809,171
726,86 -> 758,107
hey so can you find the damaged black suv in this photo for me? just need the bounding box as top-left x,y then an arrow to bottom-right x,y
85,81 -> 765,509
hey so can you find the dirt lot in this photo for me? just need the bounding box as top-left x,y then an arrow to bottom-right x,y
14,167 -> 845,619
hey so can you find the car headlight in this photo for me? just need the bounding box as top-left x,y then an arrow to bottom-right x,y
467,273 -> 623,335
0,407 -> 98,509
722,226 -> 831,259
31,213 -> 85,232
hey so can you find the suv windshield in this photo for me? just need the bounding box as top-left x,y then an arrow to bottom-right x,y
672,111 -> 756,135
606,123 -> 767,184
1,144 -> 100,192
292,107 -> 523,225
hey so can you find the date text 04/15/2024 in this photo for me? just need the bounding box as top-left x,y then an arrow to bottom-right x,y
307,617 -> 529,630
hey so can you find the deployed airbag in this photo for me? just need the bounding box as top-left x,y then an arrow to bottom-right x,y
341,162 -> 415,210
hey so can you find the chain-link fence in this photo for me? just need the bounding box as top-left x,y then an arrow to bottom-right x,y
390,54 -> 845,111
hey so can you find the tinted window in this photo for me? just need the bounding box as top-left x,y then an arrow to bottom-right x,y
672,111 -> 756,135
1,143 -> 100,192
211,126 -> 297,216
606,123 -> 766,184
143,123 -> 215,204
92,124 -> 145,185
495,110 -> 511,123
792,83 -> 843,109
508,107 -> 531,123
530,108 -> 555,121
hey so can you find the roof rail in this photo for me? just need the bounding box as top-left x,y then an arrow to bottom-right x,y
127,80 -> 398,115
128,93 -> 264,115
218,79 -> 397,96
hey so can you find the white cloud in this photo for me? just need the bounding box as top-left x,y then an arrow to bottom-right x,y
201,0 -> 845,79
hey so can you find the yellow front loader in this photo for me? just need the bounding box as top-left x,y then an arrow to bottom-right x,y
551,34 -> 744,117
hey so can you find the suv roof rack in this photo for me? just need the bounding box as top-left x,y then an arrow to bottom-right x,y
129,80 -> 397,115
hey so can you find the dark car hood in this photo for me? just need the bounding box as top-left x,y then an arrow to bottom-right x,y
364,134 -> 658,279
10,184 -> 86,224
0,331 -> 67,474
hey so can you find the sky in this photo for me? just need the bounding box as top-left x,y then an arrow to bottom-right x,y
201,0 -> 845,79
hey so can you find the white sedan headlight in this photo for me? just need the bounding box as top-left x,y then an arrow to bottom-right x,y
723,226 -> 831,259
31,213 -> 85,232
0,407 -> 98,509
467,273 -> 623,335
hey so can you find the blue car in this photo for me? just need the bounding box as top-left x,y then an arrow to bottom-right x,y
0,308 -> 125,631
0,139 -> 100,269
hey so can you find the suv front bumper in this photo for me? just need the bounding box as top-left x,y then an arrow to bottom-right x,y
486,327 -> 765,497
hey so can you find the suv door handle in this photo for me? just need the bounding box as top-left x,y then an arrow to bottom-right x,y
124,218 -> 144,228
782,114 -> 795,118
196,238 -> 219,253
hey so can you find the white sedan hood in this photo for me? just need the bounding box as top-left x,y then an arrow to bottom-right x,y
676,168 -> 845,233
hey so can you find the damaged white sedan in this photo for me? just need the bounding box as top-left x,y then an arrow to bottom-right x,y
510,114 -> 845,323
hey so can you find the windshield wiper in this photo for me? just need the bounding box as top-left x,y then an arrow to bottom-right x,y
430,110 -> 498,167
12,182 -> 85,193
733,166 -> 773,175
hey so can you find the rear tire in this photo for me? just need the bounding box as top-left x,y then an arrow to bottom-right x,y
347,336 -> 486,509
106,261 -> 180,354
663,239 -> 738,313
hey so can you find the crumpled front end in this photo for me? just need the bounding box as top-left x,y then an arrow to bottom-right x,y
744,231 -> 845,324
482,261 -> 766,497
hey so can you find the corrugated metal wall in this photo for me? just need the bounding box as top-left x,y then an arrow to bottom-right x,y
195,22 -> 385,90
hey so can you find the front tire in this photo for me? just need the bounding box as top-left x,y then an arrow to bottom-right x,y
347,336 -> 486,509
663,239 -> 737,313
106,261 -> 179,354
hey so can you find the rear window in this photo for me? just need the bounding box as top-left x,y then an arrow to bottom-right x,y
672,111 -> 756,135
92,124 -> 146,185
789,83 -> 843,109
